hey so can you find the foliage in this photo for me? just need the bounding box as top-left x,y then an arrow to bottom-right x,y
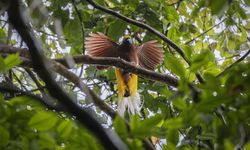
0,0 -> 250,149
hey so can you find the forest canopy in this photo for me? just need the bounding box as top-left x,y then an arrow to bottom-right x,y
0,0 -> 250,149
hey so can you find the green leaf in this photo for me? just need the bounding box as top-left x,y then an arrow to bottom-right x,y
113,116 -> 128,138
57,119 -> 74,139
38,133 -> 56,149
4,54 -> 21,69
0,125 -> 9,147
29,111 -> 58,131
165,54 -> 186,79
144,0 -> 159,9
234,1 -> 247,19
166,129 -> 179,146
108,20 -> 127,41
130,114 -> 162,138
245,0 -> 250,6
240,27 -> 247,42
172,98 -> 187,110
0,29 -> 6,43
64,19 -> 82,54
167,27 -> 178,42
164,118 -> 183,129
144,9 -> 162,30
163,143 -> 177,150
181,45 -> 193,62
190,50 -> 214,72
209,0 -> 228,15
140,114 -> 163,128
0,54 -> 21,72
244,141 -> 250,150
164,6 -> 179,23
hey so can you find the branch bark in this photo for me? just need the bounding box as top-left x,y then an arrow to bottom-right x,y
7,1 -> 128,150
0,45 -> 179,87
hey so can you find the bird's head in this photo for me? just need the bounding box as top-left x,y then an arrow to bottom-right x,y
122,35 -> 132,45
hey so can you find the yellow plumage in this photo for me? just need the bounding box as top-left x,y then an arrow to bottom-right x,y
115,68 -> 141,116
115,68 -> 138,98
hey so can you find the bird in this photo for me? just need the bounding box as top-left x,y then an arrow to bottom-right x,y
85,32 -> 164,116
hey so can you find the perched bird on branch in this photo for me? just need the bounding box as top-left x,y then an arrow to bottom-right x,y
85,32 -> 164,116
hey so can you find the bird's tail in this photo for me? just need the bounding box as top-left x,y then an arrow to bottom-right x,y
115,68 -> 142,116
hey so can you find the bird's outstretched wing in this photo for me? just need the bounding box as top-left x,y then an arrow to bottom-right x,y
85,32 -> 118,57
137,40 -> 164,70
85,32 -> 118,69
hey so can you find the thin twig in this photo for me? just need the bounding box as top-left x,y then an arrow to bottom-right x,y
0,82 -> 64,111
185,18 -> 226,45
217,49 -> 250,77
12,71 -> 28,91
25,68 -> 48,98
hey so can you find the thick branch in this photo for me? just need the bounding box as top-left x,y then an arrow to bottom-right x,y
7,1 -> 128,150
0,45 -> 179,87
22,55 -> 178,87
56,55 -> 179,87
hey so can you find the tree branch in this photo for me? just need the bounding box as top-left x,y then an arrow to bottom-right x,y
185,18 -> 226,45
0,82 -> 64,111
30,55 -> 178,87
52,61 -> 117,118
217,49 -> 250,77
7,1 -> 128,150
85,0 -> 205,83
0,45 -> 179,87
25,68 -> 48,98
51,61 -> 155,150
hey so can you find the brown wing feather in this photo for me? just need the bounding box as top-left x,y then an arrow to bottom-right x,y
85,32 -> 118,69
137,40 -> 164,70
85,32 -> 118,57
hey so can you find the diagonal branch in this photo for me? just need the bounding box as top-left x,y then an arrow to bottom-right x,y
217,49 -> 250,77
85,0 -> 205,83
185,18 -> 226,45
7,1 -> 128,150
52,61 -> 117,118
51,61 -> 155,150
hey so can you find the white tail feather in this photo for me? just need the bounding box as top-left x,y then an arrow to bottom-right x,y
117,92 -> 143,117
